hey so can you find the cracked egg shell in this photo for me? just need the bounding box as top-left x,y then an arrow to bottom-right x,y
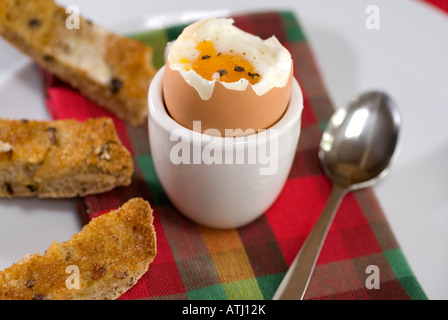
162,18 -> 293,137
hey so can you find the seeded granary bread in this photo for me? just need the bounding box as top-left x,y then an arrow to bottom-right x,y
0,117 -> 133,198
0,0 -> 157,126
0,198 -> 156,300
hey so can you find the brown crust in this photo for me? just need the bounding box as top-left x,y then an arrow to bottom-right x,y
0,117 -> 133,198
0,198 -> 156,300
0,0 -> 157,126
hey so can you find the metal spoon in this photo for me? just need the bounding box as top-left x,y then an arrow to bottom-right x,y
273,91 -> 401,300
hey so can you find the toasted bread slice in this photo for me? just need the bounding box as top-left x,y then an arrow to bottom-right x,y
0,0 -> 157,126
0,198 -> 156,300
0,117 -> 133,198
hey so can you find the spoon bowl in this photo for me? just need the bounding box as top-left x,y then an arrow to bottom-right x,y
319,91 -> 401,189
274,91 -> 401,300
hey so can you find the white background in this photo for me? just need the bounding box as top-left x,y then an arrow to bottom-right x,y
0,0 -> 447,299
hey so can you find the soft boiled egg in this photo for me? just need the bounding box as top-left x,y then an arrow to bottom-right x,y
163,18 -> 293,137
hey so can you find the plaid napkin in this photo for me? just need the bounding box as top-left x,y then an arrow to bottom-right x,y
422,0 -> 448,14
42,11 -> 427,300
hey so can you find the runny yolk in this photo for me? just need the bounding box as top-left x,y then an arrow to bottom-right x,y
190,40 -> 261,85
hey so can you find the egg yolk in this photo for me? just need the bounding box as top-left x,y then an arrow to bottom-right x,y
189,41 -> 261,85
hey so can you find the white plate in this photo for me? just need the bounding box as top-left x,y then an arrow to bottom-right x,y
0,0 -> 447,299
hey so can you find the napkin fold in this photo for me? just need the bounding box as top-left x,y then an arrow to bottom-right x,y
42,11 -> 426,300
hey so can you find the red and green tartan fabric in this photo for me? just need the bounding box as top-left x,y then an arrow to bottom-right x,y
42,11 -> 427,300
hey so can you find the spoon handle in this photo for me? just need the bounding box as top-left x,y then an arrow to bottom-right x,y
273,183 -> 347,300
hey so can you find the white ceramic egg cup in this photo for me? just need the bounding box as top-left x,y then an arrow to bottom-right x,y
148,66 -> 303,229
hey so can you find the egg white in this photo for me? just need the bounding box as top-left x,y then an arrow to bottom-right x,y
166,18 -> 292,100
